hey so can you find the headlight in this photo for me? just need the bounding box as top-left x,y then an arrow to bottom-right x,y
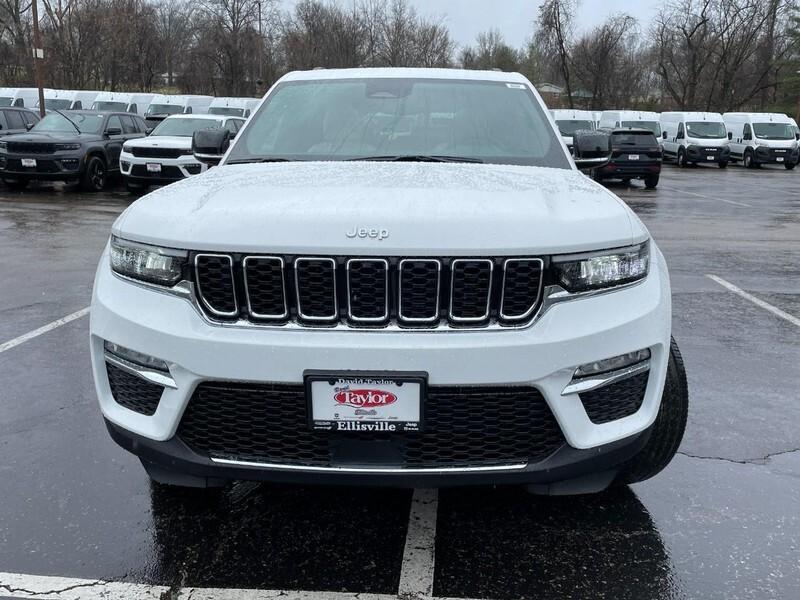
553,241 -> 649,292
55,143 -> 81,151
110,236 -> 187,286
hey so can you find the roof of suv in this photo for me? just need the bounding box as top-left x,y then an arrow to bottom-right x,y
280,67 -> 530,84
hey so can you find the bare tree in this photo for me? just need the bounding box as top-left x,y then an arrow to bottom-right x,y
535,0 -> 577,107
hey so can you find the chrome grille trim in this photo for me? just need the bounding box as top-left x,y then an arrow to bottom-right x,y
449,258 -> 494,323
242,256 -> 288,320
499,258 -> 545,322
346,258 -> 389,323
294,257 -> 338,322
194,253 -> 238,318
397,258 -> 441,324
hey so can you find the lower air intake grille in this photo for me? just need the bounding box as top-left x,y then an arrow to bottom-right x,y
106,363 -> 163,416
178,382 -> 566,468
580,372 -> 649,424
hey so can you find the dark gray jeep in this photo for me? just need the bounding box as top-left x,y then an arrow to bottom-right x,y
0,110 -> 146,191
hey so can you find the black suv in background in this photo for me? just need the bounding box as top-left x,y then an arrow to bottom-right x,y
0,110 -> 146,191
592,128 -> 662,189
0,107 -> 40,138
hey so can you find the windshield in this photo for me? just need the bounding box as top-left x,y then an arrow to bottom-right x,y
0,97 -> 12,107
555,120 -> 593,136
32,112 -> 102,133
151,117 -> 223,137
753,122 -> 794,140
686,121 -> 726,139
621,120 -> 661,136
226,78 -> 569,168
209,107 -> 245,117
146,104 -> 184,116
92,101 -> 127,111
42,99 -> 72,110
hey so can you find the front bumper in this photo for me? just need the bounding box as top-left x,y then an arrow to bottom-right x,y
0,153 -> 84,179
685,144 -> 730,163
753,146 -> 798,164
598,160 -> 661,178
90,245 -> 672,485
120,150 -> 205,184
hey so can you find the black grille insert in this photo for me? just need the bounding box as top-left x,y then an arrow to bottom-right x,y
398,259 -> 441,323
450,259 -> 493,323
347,259 -> 389,323
178,382 -> 565,468
195,254 -> 237,316
295,258 -> 337,321
243,256 -> 287,320
106,363 -> 163,416
130,146 -> 187,159
500,259 -> 544,321
580,372 -> 649,424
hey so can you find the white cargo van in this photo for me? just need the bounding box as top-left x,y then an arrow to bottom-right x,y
91,92 -> 155,116
144,95 -> 213,126
723,112 -> 799,169
0,87 -> 46,108
599,110 -> 661,137
208,97 -> 259,118
550,109 -> 595,153
660,112 -> 730,168
37,89 -> 99,111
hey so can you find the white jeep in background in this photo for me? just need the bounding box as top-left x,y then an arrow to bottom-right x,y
90,68 -> 688,495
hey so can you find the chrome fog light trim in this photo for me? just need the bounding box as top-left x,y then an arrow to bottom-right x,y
574,348 -> 651,378
561,360 -> 650,396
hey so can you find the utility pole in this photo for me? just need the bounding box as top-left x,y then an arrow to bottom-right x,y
30,0 -> 46,117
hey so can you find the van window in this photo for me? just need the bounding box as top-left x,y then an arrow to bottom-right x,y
743,124 -> 752,140
128,104 -> 137,114
185,106 -> 192,114
676,123 -> 685,139
686,121 -> 726,138
14,98 -> 24,107
73,101 -> 82,109
753,122 -> 794,140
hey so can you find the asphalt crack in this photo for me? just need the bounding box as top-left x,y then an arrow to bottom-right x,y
0,579 -> 103,596
678,447 -> 800,465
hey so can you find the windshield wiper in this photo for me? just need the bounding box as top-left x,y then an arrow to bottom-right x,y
348,154 -> 484,164
227,157 -> 296,164
54,109 -> 81,134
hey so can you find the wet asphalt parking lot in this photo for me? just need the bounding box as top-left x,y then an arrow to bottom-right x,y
0,163 -> 798,600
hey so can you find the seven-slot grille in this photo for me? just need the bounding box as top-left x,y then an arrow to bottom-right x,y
130,146 -> 187,159
193,254 -> 544,328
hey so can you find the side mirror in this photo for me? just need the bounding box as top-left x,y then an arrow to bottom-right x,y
662,131 -> 667,140
106,127 -> 122,136
795,132 -> 799,141
26,123 -> 34,131
572,129 -> 612,171
192,128 -> 231,167
145,127 -> 154,135
728,131 -> 733,140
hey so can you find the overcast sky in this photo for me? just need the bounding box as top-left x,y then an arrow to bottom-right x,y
277,0 -> 663,49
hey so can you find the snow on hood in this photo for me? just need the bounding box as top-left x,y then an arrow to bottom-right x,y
113,161 -> 645,255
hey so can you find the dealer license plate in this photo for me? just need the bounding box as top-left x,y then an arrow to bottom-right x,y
21,158 -> 36,168
628,154 -> 640,160
146,163 -> 162,172
776,157 -> 784,162
707,155 -> 714,160
307,373 -> 424,432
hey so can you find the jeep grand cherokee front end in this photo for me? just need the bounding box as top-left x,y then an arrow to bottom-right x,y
90,68 -> 687,495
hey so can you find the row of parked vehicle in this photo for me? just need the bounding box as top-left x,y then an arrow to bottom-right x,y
550,108 -> 800,189
0,87 -> 259,192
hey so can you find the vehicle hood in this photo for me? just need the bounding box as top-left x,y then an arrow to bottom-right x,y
5,131 -> 99,143
124,136 -> 191,150
754,138 -> 797,148
686,137 -> 729,147
113,162 -> 646,255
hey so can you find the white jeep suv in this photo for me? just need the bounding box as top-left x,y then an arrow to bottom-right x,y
90,68 -> 687,495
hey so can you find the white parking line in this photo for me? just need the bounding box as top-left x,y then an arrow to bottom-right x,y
706,274 -> 800,327
660,186 -> 753,207
0,307 -> 90,354
398,488 -> 439,598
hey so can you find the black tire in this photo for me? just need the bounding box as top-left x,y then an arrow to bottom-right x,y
718,161 -> 728,169
617,337 -> 688,485
125,179 -> 148,194
644,174 -> 659,189
743,150 -> 755,169
784,162 -> 795,170
81,155 -> 107,192
2,177 -> 29,190
676,148 -> 686,167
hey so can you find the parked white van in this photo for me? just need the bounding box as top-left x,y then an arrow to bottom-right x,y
0,87 -> 47,108
660,112 -> 730,168
550,109 -> 595,153
599,110 -> 661,137
91,92 -> 155,116
144,95 -> 213,126
37,89 -> 99,111
723,112 -> 799,169
208,97 -> 258,118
